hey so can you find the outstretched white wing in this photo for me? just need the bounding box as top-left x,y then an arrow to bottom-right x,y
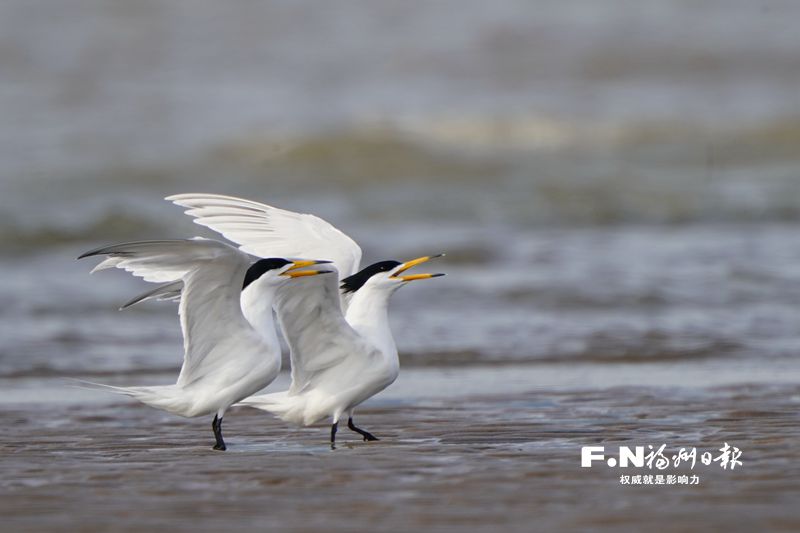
167,193 -> 362,278
273,265 -> 376,395
80,238 -> 264,387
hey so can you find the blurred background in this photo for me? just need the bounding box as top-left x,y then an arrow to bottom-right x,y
2,0 -> 800,382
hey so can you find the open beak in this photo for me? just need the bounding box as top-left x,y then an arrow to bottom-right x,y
282,259 -> 333,278
390,253 -> 446,281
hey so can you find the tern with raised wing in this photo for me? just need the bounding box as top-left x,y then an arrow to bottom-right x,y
240,256 -> 444,447
166,194 -> 446,446
78,238 -> 330,450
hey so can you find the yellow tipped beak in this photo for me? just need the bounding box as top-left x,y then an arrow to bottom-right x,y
285,269 -> 331,278
287,259 -> 331,271
391,253 -> 446,281
393,253 -> 444,275
282,259 -> 333,278
397,273 -> 445,282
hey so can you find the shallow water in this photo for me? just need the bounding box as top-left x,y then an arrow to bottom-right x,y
3,223 -> 799,380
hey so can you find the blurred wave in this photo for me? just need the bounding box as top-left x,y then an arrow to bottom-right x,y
3,222 -> 799,378
4,115 -> 800,255
0,212 -> 168,253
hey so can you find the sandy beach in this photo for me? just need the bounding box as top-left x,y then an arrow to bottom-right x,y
2,370 -> 799,532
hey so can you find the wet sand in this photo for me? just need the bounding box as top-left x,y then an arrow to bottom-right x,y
3,382 -> 799,532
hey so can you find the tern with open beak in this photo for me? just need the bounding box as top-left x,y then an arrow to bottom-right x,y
78,238 -> 331,450
165,194 -> 446,445
239,254 -> 445,447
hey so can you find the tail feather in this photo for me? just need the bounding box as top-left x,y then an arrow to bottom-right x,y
239,392 -> 327,426
69,379 -> 192,417
239,392 -> 299,422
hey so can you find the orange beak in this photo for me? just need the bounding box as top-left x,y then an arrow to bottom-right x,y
390,254 -> 446,281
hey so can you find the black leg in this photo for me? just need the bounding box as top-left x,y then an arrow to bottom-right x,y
212,415 -> 226,451
348,417 -> 379,441
330,421 -> 338,450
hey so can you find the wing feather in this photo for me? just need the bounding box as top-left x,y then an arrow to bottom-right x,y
80,238 -> 262,386
167,193 -> 362,278
273,265 -> 374,395
120,280 -> 183,309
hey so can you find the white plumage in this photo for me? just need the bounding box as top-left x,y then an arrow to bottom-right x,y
167,193 -> 363,278
79,238 -> 326,450
166,194 -> 444,446
241,265 -> 398,428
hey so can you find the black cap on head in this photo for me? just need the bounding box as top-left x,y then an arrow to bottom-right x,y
243,258 -> 292,290
340,260 -> 401,293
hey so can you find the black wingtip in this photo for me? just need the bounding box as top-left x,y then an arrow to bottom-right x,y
119,297 -> 142,311
78,242 -> 119,260
77,249 -> 99,260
